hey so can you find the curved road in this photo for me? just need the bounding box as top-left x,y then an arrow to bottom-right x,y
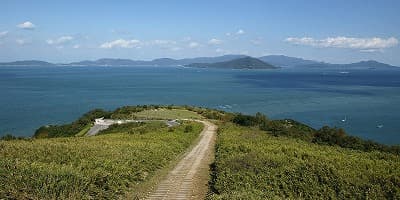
146,120 -> 217,200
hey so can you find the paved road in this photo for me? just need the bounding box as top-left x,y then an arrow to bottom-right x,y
146,120 -> 217,200
86,124 -> 110,136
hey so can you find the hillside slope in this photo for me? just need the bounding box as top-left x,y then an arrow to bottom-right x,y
0,121 -> 202,199
185,57 -> 278,69
209,123 -> 400,199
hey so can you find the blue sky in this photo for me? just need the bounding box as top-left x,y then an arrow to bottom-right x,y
1,0 -> 399,65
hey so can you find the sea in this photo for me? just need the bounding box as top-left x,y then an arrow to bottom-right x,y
1,65 -> 399,144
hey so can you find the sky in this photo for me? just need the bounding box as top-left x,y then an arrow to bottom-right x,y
0,0 -> 399,65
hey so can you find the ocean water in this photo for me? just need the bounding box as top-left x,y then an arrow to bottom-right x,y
0,66 -> 399,144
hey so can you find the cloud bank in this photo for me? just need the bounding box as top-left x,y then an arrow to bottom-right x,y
285,36 -> 398,51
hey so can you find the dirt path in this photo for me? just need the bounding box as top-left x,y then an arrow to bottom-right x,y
146,120 -> 217,200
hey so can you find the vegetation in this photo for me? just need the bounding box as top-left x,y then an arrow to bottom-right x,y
33,105 -> 228,138
0,134 -> 29,141
208,122 -> 400,199
5,105 -> 400,199
97,121 -> 168,135
313,126 -> 400,154
185,56 -> 278,69
229,112 -> 400,155
0,121 -> 202,199
134,108 -> 201,119
34,109 -> 111,138
74,124 -> 92,137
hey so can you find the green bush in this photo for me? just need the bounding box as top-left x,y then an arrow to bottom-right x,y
184,125 -> 193,133
313,126 -> 400,155
0,134 -> 28,141
229,112 -> 399,155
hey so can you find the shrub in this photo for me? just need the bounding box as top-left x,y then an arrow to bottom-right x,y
184,125 -> 193,133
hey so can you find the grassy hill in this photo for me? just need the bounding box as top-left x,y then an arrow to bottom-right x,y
209,122 -> 400,199
1,105 -> 400,199
0,121 -> 202,199
133,108 -> 202,120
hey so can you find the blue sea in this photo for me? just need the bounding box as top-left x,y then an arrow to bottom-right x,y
1,66 -> 399,144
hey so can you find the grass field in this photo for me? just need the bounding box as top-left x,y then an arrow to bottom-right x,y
0,121 -> 202,199
209,123 -> 400,199
75,124 -> 91,137
134,108 -> 202,119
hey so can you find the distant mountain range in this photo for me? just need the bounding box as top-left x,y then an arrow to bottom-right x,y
68,55 -> 246,66
0,55 -> 397,69
186,56 -> 277,69
301,60 -> 397,69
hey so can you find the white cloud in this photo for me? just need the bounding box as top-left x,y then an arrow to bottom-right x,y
0,31 -> 8,38
170,47 -> 182,51
215,48 -> 231,54
17,21 -> 36,29
208,38 -> 223,45
16,39 -> 28,45
188,42 -> 200,48
182,36 -> 192,42
100,39 -> 141,49
250,38 -> 263,45
240,50 -> 249,55
149,40 -> 177,45
225,32 -> 232,36
73,44 -> 80,49
47,36 -> 74,45
236,29 -> 245,35
285,36 -> 398,51
359,49 -> 383,53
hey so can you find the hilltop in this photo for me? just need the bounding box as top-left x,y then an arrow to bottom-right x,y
259,55 -> 322,67
185,56 -> 278,69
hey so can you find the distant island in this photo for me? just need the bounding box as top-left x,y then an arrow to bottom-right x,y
0,54 -> 398,69
301,60 -> 397,69
0,60 -> 55,66
185,56 -> 278,69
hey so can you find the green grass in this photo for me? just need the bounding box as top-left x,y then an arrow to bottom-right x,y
209,123 -> 400,199
0,121 -> 203,199
74,124 -> 92,137
134,108 -> 202,120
